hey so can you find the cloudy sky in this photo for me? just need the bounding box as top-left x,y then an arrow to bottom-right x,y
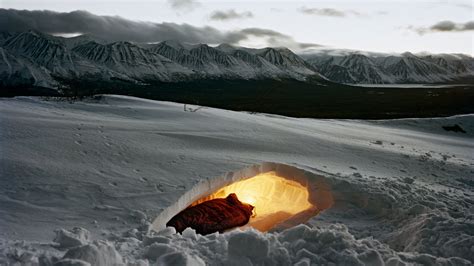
1,0 -> 472,55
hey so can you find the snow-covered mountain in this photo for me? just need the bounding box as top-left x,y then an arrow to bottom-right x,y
0,47 -> 58,88
2,31 -> 471,88
149,41 -> 206,71
0,32 -> 13,44
302,51 -> 474,84
311,54 -> 394,84
377,52 -> 450,83
3,31 -> 77,78
0,31 -> 321,89
72,41 -> 193,81
421,54 -> 472,75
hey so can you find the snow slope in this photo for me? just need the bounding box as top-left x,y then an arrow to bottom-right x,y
0,96 -> 473,265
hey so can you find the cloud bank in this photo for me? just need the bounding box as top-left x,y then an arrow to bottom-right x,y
412,20 -> 474,34
0,9 -> 321,51
297,7 -> 363,17
210,9 -> 253,21
167,0 -> 201,12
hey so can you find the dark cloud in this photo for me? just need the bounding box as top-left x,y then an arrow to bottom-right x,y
238,28 -> 287,37
452,3 -> 472,9
298,7 -> 345,17
462,21 -> 474,30
233,28 -> 322,50
431,20 -> 457,31
297,7 -> 363,17
210,9 -> 253,21
298,43 -> 325,49
411,20 -> 474,34
0,9 -> 322,51
0,9 -> 227,43
167,0 -> 200,11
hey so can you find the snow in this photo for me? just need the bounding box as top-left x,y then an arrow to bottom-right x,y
0,95 -> 473,265
61,241 -> 122,266
54,228 -> 91,249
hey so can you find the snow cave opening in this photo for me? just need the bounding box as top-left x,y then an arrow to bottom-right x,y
150,163 -> 334,235
188,172 -> 314,232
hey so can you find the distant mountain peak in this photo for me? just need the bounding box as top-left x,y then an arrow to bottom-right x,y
401,51 -> 417,58
161,40 -> 184,50
216,43 -> 235,53
302,48 -> 474,84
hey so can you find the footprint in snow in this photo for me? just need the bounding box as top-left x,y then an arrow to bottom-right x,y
155,184 -> 164,192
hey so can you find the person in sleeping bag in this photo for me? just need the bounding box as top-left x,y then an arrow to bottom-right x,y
166,193 -> 254,235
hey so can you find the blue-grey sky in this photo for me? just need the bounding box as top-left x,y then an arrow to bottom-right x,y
1,0 -> 472,55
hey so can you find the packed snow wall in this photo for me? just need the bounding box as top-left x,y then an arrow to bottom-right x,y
150,162 -> 334,234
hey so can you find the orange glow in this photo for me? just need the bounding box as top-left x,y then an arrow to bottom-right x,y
191,172 -> 315,232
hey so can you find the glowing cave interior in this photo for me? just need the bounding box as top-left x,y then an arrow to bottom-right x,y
190,171 -> 316,232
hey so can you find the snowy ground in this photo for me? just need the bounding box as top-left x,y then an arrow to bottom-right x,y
0,95 -> 473,265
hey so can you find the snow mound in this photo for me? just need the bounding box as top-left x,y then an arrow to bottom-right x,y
157,251 -> 205,266
2,223 -> 470,265
54,258 -> 91,266
54,228 -> 91,249
62,240 -> 123,266
143,224 -> 470,265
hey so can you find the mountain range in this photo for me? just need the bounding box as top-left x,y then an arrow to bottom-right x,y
0,30 -> 473,89
301,51 -> 474,84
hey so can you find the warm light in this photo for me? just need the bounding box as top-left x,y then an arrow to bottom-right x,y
191,171 -> 315,232
240,195 -> 256,205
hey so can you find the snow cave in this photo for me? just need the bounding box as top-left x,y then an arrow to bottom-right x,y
150,163 -> 334,235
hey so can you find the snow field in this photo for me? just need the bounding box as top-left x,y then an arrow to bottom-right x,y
0,95 -> 472,265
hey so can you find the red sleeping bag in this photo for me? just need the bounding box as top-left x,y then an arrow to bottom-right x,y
166,193 -> 254,235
